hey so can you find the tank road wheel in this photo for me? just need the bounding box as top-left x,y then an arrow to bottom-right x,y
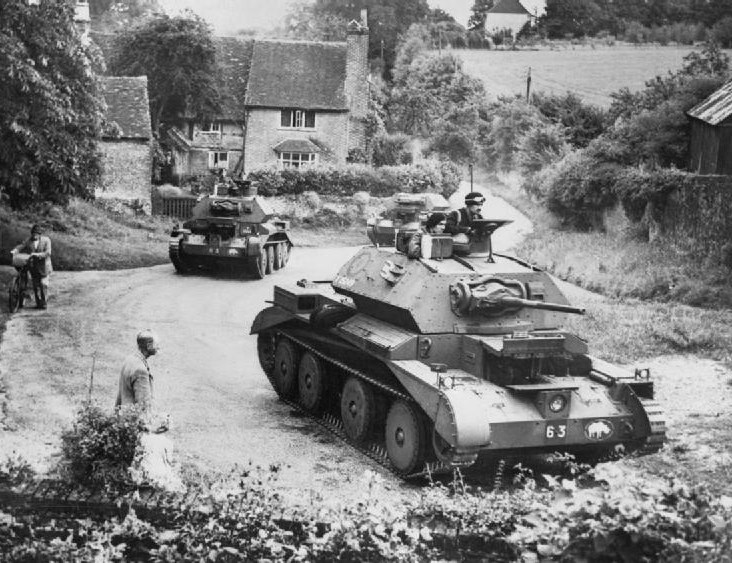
250,250 -> 268,279
8,277 -> 22,313
272,340 -> 299,399
298,352 -> 326,412
265,245 -> 275,275
257,332 -> 276,377
340,377 -> 375,444
385,400 -> 425,474
273,242 -> 285,270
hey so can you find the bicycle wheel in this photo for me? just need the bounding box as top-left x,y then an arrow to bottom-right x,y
8,277 -> 21,313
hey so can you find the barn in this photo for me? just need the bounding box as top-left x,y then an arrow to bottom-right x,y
687,80 -> 732,175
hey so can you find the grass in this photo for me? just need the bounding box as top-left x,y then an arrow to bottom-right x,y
453,45 -> 708,107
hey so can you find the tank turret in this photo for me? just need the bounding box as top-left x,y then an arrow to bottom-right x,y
251,212 -> 666,476
367,192 -> 450,247
168,180 -> 293,278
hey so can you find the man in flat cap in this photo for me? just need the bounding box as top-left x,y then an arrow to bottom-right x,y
11,224 -> 53,309
445,192 -> 485,236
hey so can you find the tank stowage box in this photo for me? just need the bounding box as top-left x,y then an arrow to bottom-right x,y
251,219 -> 666,475
169,184 -> 293,278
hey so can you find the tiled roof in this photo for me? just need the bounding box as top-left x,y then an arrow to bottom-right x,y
245,40 -> 348,111
272,139 -> 321,153
687,80 -> 732,125
488,0 -> 531,15
100,76 -> 151,139
215,37 -> 254,119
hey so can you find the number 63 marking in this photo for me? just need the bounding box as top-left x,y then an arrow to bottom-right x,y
546,424 -> 567,439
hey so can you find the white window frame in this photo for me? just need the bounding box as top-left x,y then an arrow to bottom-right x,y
208,151 -> 229,169
280,109 -> 316,130
202,121 -> 221,132
278,152 -> 316,169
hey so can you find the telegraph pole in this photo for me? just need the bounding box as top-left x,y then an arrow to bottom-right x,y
526,67 -> 532,103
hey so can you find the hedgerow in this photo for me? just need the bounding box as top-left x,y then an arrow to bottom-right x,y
246,161 -> 461,200
1,458 -> 731,561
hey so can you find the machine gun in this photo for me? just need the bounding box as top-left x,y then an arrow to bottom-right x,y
449,277 -> 586,317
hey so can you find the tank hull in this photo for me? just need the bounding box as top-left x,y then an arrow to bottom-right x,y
168,195 -> 292,278
251,265 -> 666,475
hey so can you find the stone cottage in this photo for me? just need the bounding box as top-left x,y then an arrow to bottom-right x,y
96,76 -> 153,200
166,19 -> 369,182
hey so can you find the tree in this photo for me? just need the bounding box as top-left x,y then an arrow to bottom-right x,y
0,0 -> 104,208
282,1 -> 349,41
109,14 -> 221,135
468,0 -> 494,31
315,0 -> 431,79
90,0 -> 161,33
541,0 -> 604,38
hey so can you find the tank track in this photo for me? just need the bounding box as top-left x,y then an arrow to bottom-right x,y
273,331 -> 461,480
169,241 -> 188,273
636,399 -> 667,456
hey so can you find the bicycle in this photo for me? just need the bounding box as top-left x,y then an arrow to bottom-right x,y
7,252 -> 46,312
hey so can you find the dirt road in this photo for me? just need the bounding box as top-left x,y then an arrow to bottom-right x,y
0,247 -> 434,509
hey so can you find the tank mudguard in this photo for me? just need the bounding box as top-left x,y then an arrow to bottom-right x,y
250,306 -> 296,335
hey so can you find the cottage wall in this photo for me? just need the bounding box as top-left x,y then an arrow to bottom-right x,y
97,140 -> 151,199
244,109 -> 348,171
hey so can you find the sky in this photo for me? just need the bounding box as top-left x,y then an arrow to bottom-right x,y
156,0 -> 498,35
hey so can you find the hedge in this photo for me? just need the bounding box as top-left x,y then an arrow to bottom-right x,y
246,161 -> 461,200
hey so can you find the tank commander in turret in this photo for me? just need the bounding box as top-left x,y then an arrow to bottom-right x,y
407,212 -> 447,258
445,192 -> 485,235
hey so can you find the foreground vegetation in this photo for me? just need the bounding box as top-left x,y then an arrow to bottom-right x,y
3,417 -> 732,562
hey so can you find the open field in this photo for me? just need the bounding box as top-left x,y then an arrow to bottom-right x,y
452,45 -> 726,107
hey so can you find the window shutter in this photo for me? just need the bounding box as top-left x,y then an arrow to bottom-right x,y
208,151 -> 215,168
305,111 -> 315,128
281,110 -> 289,127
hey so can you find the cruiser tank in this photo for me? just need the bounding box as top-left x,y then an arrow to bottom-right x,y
169,181 -> 292,278
251,218 -> 666,475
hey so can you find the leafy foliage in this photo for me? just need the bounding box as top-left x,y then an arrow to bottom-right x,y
0,0 -> 104,209
314,0 -> 431,78
109,13 -> 221,133
372,132 -> 413,166
482,97 -> 548,172
247,161 -> 461,200
59,402 -> 147,494
530,91 -> 607,149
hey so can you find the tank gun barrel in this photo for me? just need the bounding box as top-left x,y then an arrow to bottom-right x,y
491,295 -> 585,315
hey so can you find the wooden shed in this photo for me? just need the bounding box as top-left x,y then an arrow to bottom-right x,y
687,80 -> 732,175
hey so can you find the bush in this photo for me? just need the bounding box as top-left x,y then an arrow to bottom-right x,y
530,91 -> 608,148
59,402 -> 147,493
531,150 -> 618,230
372,132 -> 413,167
483,97 -> 547,172
515,122 -> 570,180
247,161 -> 461,200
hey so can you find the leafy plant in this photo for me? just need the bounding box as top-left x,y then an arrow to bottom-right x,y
0,0 -> 104,208
59,402 -> 147,494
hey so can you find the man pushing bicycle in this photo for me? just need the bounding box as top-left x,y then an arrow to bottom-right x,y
11,224 -> 53,309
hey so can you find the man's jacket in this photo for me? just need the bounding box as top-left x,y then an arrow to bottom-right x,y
445,207 -> 482,235
14,236 -> 53,276
116,351 -> 153,412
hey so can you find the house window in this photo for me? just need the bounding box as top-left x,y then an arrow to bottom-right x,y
281,109 -> 315,129
279,152 -> 316,169
202,121 -> 221,132
208,151 -> 228,169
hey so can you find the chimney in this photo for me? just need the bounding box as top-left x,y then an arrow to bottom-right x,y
345,11 -> 369,156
